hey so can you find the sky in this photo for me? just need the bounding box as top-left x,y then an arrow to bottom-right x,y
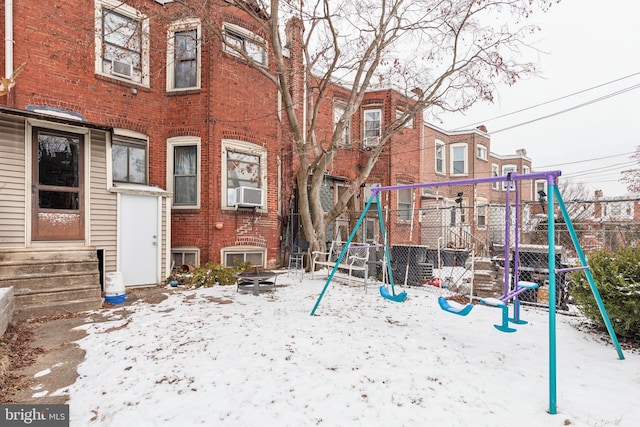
27,270 -> 640,426
436,0 -> 640,198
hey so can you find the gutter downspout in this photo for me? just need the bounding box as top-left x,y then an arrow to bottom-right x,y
5,0 -> 13,79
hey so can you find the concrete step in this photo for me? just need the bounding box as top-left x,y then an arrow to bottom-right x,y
0,260 -> 98,279
0,248 -> 96,263
13,297 -> 103,321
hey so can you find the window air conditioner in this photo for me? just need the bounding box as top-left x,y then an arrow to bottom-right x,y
235,186 -> 264,208
363,136 -> 380,148
111,60 -> 132,79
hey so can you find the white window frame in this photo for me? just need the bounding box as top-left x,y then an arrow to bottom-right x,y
112,130 -> 148,185
502,164 -> 517,190
450,143 -> 468,176
476,144 -> 487,161
222,140 -> 267,210
491,164 -> 500,190
397,188 -> 413,222
166,18 -> 201,92
396,109 -> 413,129
435,139 -> 445,175
171,247 -> 200,268
363,108 -> 382,146
222,23 -> 267,66
94,0 -> 150,87
476,199 -> 488,229
221,246 -> 266,268
333,103 -> 350,146
535,180 -> 547,200
167,136 -> 201,209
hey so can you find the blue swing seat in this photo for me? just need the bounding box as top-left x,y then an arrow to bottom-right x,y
379,285 -> 407,302
438,296 -> 473,316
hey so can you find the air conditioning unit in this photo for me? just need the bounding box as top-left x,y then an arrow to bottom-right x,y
111,60 -> 132,79
235,186 -> 264,208
363,136 -> 380,148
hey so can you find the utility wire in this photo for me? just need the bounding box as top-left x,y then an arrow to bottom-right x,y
456,71 -> 640,129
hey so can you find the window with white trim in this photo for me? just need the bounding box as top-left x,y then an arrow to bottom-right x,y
222,247 -> 265,268
171,248 -> 199,268
222,140 -> 267,209
535,180 -> 547,200
450,143 -> 467,175
363,108 -> 381,146
167,19 -> 201,91
167,137 -> 201,208
223,23 -> 267,65
333,103 -> 350,146
95,0 -> 149,86
398,188 -> 412,221
476,144 -> 487,160
491,164 -> 499,190
502,165 -> 516,190
435,140 -> 445,174
396,109 -> 413,128
476,202 -> 487,228
112,132 -> 148,184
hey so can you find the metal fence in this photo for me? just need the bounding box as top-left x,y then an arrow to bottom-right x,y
322,182 -> 640,310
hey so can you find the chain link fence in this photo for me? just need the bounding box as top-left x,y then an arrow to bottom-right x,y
324,183 -> 640,310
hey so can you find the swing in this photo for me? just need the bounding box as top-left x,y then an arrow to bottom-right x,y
437,296 -> 473,316
379,285 -> 407,302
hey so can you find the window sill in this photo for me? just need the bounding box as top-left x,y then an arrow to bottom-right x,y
166,88 -> 203,96
95,73 -> 151,92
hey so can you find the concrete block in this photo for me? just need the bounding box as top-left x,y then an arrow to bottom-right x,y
0,287 -> 14,335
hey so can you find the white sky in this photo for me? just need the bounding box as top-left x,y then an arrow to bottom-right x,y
29,271 -> 640,426
437,0 -> 640,198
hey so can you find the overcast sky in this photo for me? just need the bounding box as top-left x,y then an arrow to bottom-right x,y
436,0 -> 640,198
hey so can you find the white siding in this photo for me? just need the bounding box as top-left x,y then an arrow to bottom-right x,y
0,115 -> 26,247
89,130 -> 117,273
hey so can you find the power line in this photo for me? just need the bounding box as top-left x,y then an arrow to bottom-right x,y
536,151 -> 634,168
491,83 -> 640,134
457,71 -> 640,129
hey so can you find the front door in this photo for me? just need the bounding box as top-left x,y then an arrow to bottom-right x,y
32,128 -> 84,241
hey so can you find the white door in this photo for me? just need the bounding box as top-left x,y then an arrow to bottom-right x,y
120,194 -> 159,286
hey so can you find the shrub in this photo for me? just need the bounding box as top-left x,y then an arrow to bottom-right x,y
570,247 -> 640,341
190,261 -> 253,287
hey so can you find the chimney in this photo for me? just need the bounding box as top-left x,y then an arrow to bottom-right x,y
594,189 -> 603,198
476,125 -> 487,133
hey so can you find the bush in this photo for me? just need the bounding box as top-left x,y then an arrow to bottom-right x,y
167,261 -> 253,288
570,247 -> 640,341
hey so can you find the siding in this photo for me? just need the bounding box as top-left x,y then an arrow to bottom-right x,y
89,129 -> 117,273
0,115 -> 26,247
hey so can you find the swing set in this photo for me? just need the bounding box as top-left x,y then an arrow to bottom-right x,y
310,170 -> 625,415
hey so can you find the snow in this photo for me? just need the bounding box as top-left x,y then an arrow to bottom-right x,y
62,272 -> 640,427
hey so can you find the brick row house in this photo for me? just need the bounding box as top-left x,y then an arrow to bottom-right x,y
0,0 -> 284,318
0,0 -> 536,318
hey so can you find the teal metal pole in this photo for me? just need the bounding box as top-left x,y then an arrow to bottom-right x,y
552,186 -> 625,360
310,192 -> 375,316
547,182 -> 557,415
376,195 -> 398,294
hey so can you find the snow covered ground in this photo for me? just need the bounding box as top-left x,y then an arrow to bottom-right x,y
60,272 -> 639,426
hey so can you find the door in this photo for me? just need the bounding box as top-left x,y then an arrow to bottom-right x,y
32,128 -> 84,241
120,194 -> 158,285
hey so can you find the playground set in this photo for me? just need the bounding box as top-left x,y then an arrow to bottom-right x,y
310,170 -> 625,415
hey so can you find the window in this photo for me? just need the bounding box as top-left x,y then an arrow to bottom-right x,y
222,247 -> 265,268
112,133 -> 147,184
535,180 -> 547,200
95,0 -> 149,86
476,144 -> 487,160
435,140 -> 445,174
222,140 -> 267,209
333,103 -> 350,146
491,164 -> 499,190
450,144 -> 467,175
363,108 -> 381,146
396,109 -> 413,128
223,23 -> 267,65
172,248 -> 199,268
477,203 -> 487,228
398,188 -> 412,221
502,165 -> 516,190
167,137 -> 201,208
167,19 -> 201,91
450,206 -> 456,226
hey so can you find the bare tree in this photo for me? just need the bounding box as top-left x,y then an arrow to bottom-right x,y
171,0 -> 559,252
621,146 -> 640,194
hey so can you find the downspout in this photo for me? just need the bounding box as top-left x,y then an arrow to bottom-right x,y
5,0 -> 13,81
